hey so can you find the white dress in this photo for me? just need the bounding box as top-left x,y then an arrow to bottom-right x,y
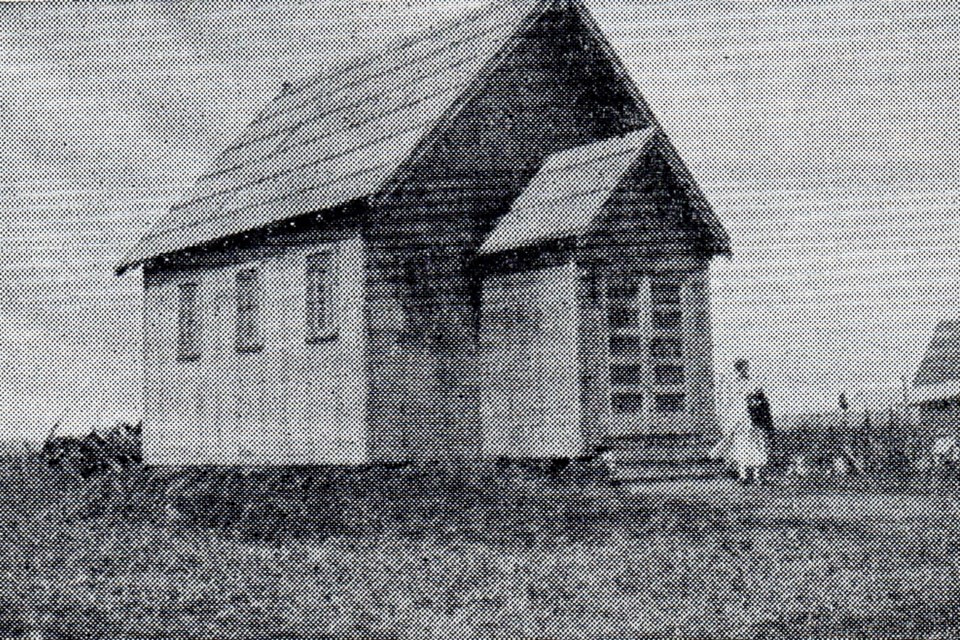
714,377 -> 770,467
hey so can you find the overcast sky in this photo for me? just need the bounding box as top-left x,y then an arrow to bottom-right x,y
0,0 -> 958,439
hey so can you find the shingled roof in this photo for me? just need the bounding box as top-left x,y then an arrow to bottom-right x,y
480,128 -> 658,254
117,0 -> 729,274
913,320 -> 960,403
117,0 -> 546,273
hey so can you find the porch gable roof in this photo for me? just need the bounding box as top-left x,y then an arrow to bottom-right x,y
479,127 -> 722,255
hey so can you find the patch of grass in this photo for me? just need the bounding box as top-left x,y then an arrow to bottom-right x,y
4,459 -> 960,638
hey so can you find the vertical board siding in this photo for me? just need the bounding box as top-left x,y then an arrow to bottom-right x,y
142,232 -> 367,465
577,263 -> 610,450
480,262 -> 582,458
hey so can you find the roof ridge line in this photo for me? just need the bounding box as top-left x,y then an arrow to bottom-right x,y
247,0 -> 531,130
209,28 -> 493,169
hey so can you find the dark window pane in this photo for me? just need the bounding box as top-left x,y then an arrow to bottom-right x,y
611,364 -> 644,385
607,307 -> 639,329
655,393 -> 686,412
653,310 -> 682,330
607,274 -> 639,299
584,271 -> 602,304
612,393 -> 643,414
235,269 -> 263,353
654,364 -> 684,385
650,337 -> 682,359
651,282 -> 682,305
307,249 -> 339,343
610,335 -> 643,356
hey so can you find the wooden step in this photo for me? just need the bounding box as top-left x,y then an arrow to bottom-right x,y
601,433 -> 718,458
611,460 -> 725,484
608,443 -> 714,464
602,432 -> 710,448
597,432 -> 725,484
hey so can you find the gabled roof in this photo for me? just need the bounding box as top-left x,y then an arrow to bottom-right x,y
913,320 -> 960,403
117,0 -> 729,274
117,0 -> 549,274
479,128 -> 656,254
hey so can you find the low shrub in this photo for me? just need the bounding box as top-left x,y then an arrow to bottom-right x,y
41,422 -> 141,477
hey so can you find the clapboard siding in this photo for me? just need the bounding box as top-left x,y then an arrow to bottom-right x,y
142,227 -> 367,465
361,8 -> 647,462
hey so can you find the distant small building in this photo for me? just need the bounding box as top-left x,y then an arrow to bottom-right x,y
912,320 -> 960,431
117,0 -> 730,466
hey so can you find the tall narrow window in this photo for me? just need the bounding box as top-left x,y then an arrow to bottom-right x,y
235,268 -> 262,353
306,248 -> 339,343
177,283 -> 201,361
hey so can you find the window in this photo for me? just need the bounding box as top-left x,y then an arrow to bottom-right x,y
610,364 -> 644,386
612,393 -> 643,414
652,309 -> 682,331
651,282 -> 682,305
655,393 -> 686,412
306,249 -> 339,343
177,283 -> 201,361
584,270 -> 602,305
607,274 -> 640,299
235,268 -> 262,353
654,364 -> 684,385
610,335 -> 643,357
607,307 -> 639,329
650,337 -> 682,359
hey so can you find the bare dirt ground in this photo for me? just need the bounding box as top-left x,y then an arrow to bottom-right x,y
2,460 -> 959,639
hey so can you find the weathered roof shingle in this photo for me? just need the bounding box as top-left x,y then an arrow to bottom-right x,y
117,0 -> 549,273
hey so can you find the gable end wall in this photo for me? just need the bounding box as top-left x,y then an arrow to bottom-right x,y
362,6 -> 649,462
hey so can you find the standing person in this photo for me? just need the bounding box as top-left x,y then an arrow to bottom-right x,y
713,358 -> 772,484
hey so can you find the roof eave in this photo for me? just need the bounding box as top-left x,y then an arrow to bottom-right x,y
117,0 -> 557,276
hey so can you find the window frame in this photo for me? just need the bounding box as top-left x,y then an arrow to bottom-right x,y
176,282 -> 201,362
306,248 -> 340,344
234,267 -> 264,354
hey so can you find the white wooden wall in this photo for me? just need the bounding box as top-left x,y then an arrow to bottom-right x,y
141,235 -> 367,465
479,262 -> 583,458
